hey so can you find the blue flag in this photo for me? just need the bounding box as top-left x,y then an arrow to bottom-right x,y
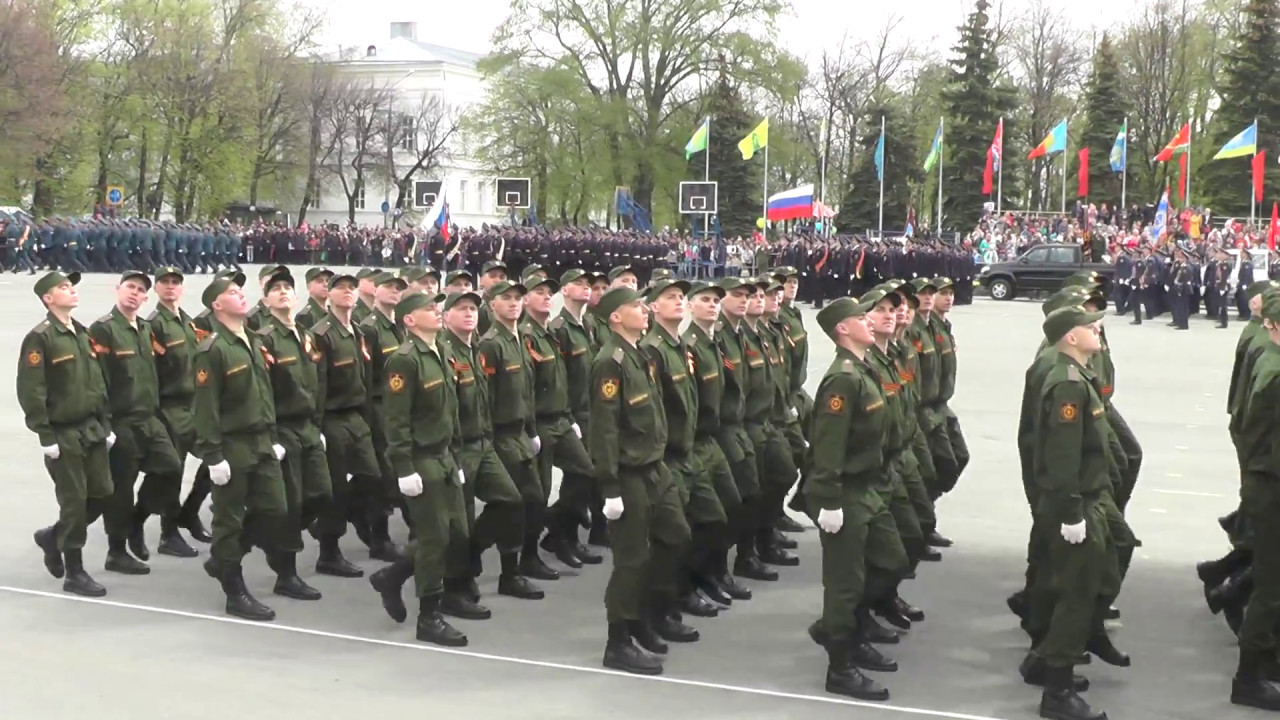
1150,189 -> 1169,239
1110,123 -> 1127,173
874,127 -> 885,182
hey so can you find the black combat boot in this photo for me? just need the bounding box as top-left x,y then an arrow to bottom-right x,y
519,539 -> 561,581
924,529 -> 953,548
894,595 -> 925,622
177,495 -> 212,544
157,518 -> 199,558
369,559 -> 414,622
1008,590 -> 1030,620
919,545 -> 943,562
127,508 -> 151,561
587,515 -> 610,548
34,526 -> 64,578
540,533 -> 584,569
316,536 -> 363,578
603,621 -> 663,675
104,537 -> 149,575
270,552 -> 321,601
651,604 -> 700,644
1208,568 -> 1254,614
856,608 -> 901,644
874,596 -> 912,631
824,638 -> 890,700
440,578 -> 492,620
733,546 -> 779,581
776,514 -> 806,533
1039,664 -> 1106,720
1197,548 -> 1250,589
629,617 -> 669,655
1019,652 -> 1089,692
220,564 -> 275,622
497,552 -> 544,599
62,549 -> 106,597
415,594 -> 468,647
714,551 -> 752,600
1086,630 -> 1131,667
368,514 -> 406,563
1233,651 -> 1280,710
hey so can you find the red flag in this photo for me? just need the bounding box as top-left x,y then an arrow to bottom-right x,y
1077,148 -> 1089,197
983,147 -> 994,195
1177,153 -> 1188,204
1269,202 -> 1279,251
1155,123 -> 1191,162
1254,150 -> 1267,204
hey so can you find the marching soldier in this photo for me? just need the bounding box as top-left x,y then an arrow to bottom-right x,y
360,272 -> 412,560
90,271 -> 184,575
192,272 -> 289,621
475,260 -> 509,336
21,271 -> 115,597
353,267 -> 379,323
295,266 -> 332,329
589,286 -> 691,675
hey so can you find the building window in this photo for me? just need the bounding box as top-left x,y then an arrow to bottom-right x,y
477,181 -> 487,213
459,179 -> 469,213
354,181 -> 366,210
398,115 -> 416,153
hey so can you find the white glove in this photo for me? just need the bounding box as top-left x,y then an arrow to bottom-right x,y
105,432 -> 116,450
1060,520 -> 1087,545
399,472 -> 424,497
602,496 -> 624,520
572,423 -> 582,438
272,444 -> 286,460
209,461 -> 232,486
457,469 -> 466,485
817,508 -> 844,534
41,444 -> 60,460
791,407 -> 799,419
320,434 -> 327,450
531,435 -> 542,455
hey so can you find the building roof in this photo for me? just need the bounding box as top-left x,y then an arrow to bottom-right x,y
326,36 -> 485,70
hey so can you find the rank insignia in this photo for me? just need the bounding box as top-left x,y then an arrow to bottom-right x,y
601,378 -> 619,400
388,373 -> 406,394
1059,402 -> 1078,422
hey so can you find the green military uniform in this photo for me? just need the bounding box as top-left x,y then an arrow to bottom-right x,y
521,278 -> 596,561
20,272 -> 114,596
925,278 -> 970,498
360,283 -> 411,556
641,282 -> 728,610
246,300 -> 270,332
475,260 -> 508,336
772,266 -> 813,445
89,283 -> 184,569
904,285 -> 942,521
803,298 -> 908,699
881,281 -> 938,539
588,288 -> 691,673
311,276 -> 382,576
741,309 -> 798,567
192,281 -> 288,621
296,267 -> 333,331
476,280 -> 552,578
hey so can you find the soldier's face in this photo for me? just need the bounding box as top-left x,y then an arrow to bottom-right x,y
917,289 -> 936,312
650,287 -> 686,323
783,277 -> 799,300
375,282 -> 404,307
614,299 -> 648,334
329,280 -> 357,309
893,298 -> 909,326
418,278 -> 439,295
214,286 -> 249,317
690,291 -> 721,324
868,299 -> 897,336
843,315 -> 875,346
358,278 -> 375,297
155,275 -> 184,304
308,278 -> 330,302
265,281 -> 296,311
563,278 -> 591,304
764,290 -> 782,314
407,304 -> 442,333
1251,294 -> 1265,314
526,285 -> 554,314
721,288 -> 749,319
492,291 -> 524,321
117,278 -> 149,312
746,290 -> 764,317
589,282 -> 609,305
445,299 -> 478,334
1266,319 -> 1280,344
900,303 -> 916,326
481,270 -> 506,289
935,288 -> 954,312
1067,322 -> 1102,353
611,273 -> 638,290
43,282 -> 78,310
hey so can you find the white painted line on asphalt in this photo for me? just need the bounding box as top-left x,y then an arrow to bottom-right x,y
1152,489 -> 1224,498
1149,509 -> 1168,514
1166,473 -> 1183,478
0,585 -> 1012,720
1174,446 -> 1189,450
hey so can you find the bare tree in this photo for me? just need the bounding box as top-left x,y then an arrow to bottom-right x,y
378,92 -> 462,212
321,79 -> 391,223
0,0 -> 69,198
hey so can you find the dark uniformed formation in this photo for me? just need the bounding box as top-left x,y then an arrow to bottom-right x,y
0,215 -> 244,276
1113,241 -> 1276,330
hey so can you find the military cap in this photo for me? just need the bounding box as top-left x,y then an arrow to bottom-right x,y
201,272 -> 246,309
395,291 -> 446,319
263,267 -> 295,290
356,267 -> 379,280
594,286 -> 645,320
399,266 -> 428,283
443,291 -> 483,311
118,270 -> 152,290
877,279 -> 905,294
1261,295 -> 1280,323
521,264 -> 549,281
761,277 -> 784,293
525,274 -> 560,293
1042,288 -> 1091,316
34,270 -> 80,297
372,271 -> 408,289
645,278 -> 691,302
153,266 -> 184,281
911,278 -> 939,293
560,268 -> 590,286
816,297 -> 867,337
1246,280 -> 1279,300
212,268 -> 239,282
486,280 -> 527,300
649,268 -> 673,284
933,277 -> 956,290
860,286 -> 901,309
445,269 -> 474,285
719,276 -> 757,294
305,267 -> 334,283
687,280 -> 725,299
607,265 -> 636,281
258,264 -> 287,280
771,266 -> 799,279
327,272 -> 359,290
481,260 -> 508,275
1061,272 -> 1101,289
1042,306 -> 1104,344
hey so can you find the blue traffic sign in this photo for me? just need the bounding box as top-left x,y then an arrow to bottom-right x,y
105,186 -> 124,205
380,200 -> 391,214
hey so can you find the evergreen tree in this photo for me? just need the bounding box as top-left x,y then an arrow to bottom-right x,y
1073,35 -> 1129,210
1201,0 -> 1280,217
938,0 -> 1003,232
695,75 -> 758,238
840,104 -> 919,233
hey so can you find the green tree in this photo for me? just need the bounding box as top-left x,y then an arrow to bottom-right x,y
938,0 -> 1003,231
1073,34 -> 1128,209
840,103 -> 919,233
1200,0 -> 1280,217
694,76 -> 758,238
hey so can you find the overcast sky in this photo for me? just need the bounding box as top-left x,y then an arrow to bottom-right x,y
308,0 -> 1142,62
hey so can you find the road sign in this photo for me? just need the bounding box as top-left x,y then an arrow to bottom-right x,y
413,180 -> 443,208
495,178 -> 531,209
678,181 -> 718,214
105,186 -> 125,205
380,200 -> 390,214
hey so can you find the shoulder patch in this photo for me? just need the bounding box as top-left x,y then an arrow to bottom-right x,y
1066,365 -> 1082,382
840,358 -> 856,374
146,308 -> 160,323
196,333 -> 219,352
611,347 -> 624,364
480,328 -> 499,342
393,343 -> 415,356
96,312 -> 113,324
31,320 -> 51,335
359,314 -> 377,328
254,324 -> 274,337
549,316 -> 565,331
312,317 -> 332,334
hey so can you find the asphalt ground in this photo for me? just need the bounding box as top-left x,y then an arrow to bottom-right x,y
0,269 -> 1254,720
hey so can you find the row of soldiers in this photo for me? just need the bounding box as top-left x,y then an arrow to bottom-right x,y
17,256 -> 969,691
1113,243 -> 1280,329
1196,277 -> 1280,713
0,215 -> 245,276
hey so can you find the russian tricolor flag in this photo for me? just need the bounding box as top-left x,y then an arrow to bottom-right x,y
766,183 -> 814,222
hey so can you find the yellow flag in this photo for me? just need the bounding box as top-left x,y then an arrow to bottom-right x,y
738,118 -> 769,160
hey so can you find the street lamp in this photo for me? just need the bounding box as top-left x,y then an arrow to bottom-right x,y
384,68 -> 417,228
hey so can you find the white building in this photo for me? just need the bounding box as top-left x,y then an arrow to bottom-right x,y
305,22 -> 520,230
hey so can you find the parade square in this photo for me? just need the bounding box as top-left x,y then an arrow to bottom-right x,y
0,269 -> 1255,720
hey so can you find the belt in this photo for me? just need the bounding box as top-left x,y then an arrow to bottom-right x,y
461,436 -> 488,446
536,412 -> 568,424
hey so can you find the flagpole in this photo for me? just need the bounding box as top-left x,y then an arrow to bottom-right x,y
819,118 -> 828,237
1186,116 -> 1193,207
762,124 -> 769,236
1120,117 -> 1128,212
1060,144 -> 1067,214
704,117 -> 711,239
878,114 -> 885,237
1251,117 -> 1258,227
936,117 -> 944,235
996,117 -> 1003,215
